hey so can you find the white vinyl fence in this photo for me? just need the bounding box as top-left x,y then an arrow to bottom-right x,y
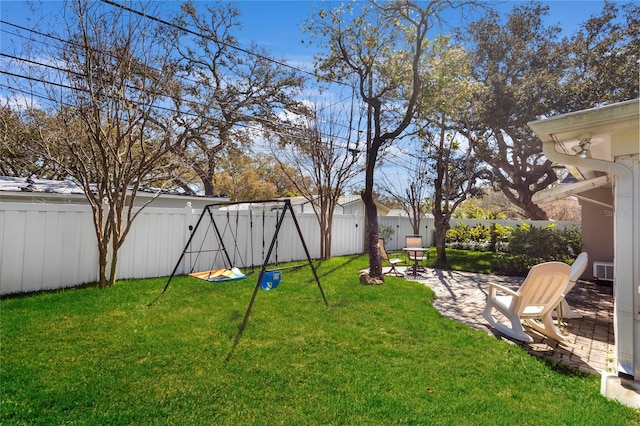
0,201 -> 578,295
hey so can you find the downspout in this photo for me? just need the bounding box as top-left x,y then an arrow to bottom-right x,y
544,138 -> 637,380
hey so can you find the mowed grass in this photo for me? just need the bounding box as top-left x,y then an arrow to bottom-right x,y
2,254 -> 638,425
398,247 -> 520,275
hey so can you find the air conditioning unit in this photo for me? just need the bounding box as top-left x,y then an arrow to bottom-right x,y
593,261 -> 614,281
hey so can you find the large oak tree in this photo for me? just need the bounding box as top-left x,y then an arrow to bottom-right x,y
559,1 -> 639,112
461,2 -> 563,219
166,1 -> 307,196
461,1 -> 639,219
309,0 -> 477,280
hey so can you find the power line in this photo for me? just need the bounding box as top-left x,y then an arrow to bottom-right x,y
1,3 -> 372,166
0,19 -> 67,46
0,68 -> 362,156
1,17 -> 361,138
96,0 -> 359,116
1,50 -> 362,147
1,44 -> 420,171
99,0 -> 318,79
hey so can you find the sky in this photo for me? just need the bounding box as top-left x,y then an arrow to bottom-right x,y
172,1 -> 625,65
0,0 -> 627,193
0,1 -> 622,72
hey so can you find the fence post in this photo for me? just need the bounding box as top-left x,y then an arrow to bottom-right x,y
182,202 -> 197,275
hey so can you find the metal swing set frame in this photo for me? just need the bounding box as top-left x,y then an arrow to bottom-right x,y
154,199 -> 328,359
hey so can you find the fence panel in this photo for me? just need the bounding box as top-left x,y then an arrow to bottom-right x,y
176,209 -> 322,274
378,216 -> 436,250
0,200 -> 581,295
0,204 -> 98,295
329,214 -> 364,256
117,206 -> 193,279
0,208 -> 27,293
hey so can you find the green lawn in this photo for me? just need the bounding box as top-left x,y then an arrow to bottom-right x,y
2,254 -> 638,425
407,247 -> 514,274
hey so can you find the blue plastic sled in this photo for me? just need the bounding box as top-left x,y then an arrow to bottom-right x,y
259,271 -> 281,290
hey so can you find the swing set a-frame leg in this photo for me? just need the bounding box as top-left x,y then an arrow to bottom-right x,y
226,199 -> 328,362
288,201 -> 328,307
148,205 -> 211,306
149,205 -> 236,306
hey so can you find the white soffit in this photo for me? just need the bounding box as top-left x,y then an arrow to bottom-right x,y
533,175 -> 610,204
528,99 -> 639,144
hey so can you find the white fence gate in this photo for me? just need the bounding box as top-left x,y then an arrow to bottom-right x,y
0,201 -> 578,295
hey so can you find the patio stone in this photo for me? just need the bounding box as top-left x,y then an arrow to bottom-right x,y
398,266 -> 615,375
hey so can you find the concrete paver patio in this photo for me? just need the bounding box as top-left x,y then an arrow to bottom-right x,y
398,267 -> 615,375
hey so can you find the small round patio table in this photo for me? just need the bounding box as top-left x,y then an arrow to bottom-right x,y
403,247 -> 428,277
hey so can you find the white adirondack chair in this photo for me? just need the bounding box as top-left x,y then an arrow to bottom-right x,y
483,262 -> 571,342
554,252 -> 589,319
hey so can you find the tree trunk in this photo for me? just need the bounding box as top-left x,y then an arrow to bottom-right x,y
363,190 -> 382,278
433,214 -> 450,263
107,233 -> 118,287
323,229 -> 332,260
320,209 -> 333,260
521,198 -> 549,220
202,176 -> 215,197
411,214 -> 421,235
97,245 -> 108,289
501,186 -> 549,220
92,200 -> 110,289
324,214 -> 333,260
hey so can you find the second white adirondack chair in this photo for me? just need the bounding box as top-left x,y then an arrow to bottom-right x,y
483,262 -> 571,342
554,252 -> 589,319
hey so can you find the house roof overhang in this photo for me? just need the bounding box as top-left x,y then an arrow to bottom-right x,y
0,176 -> 228,205
529,99 -> 638,166
529,99 -> 639,200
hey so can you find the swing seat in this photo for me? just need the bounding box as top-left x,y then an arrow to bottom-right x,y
260,270 -> 281,290
190,267 -> 253,282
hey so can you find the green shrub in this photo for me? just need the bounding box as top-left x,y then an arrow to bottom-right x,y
445,221 -> 581,274
468,224 -> 490,242
445,222 -> 469,243
499,224 -> 582,274
446,222 -> 513,252
489,223 -> 513,252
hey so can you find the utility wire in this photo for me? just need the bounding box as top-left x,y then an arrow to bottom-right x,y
1,19 -> 360,138
1,51 -> 362,150
99,0 -> 318,79
96,0 -> 359,115
1,3 -> 376,162
0,69 -> 362,155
